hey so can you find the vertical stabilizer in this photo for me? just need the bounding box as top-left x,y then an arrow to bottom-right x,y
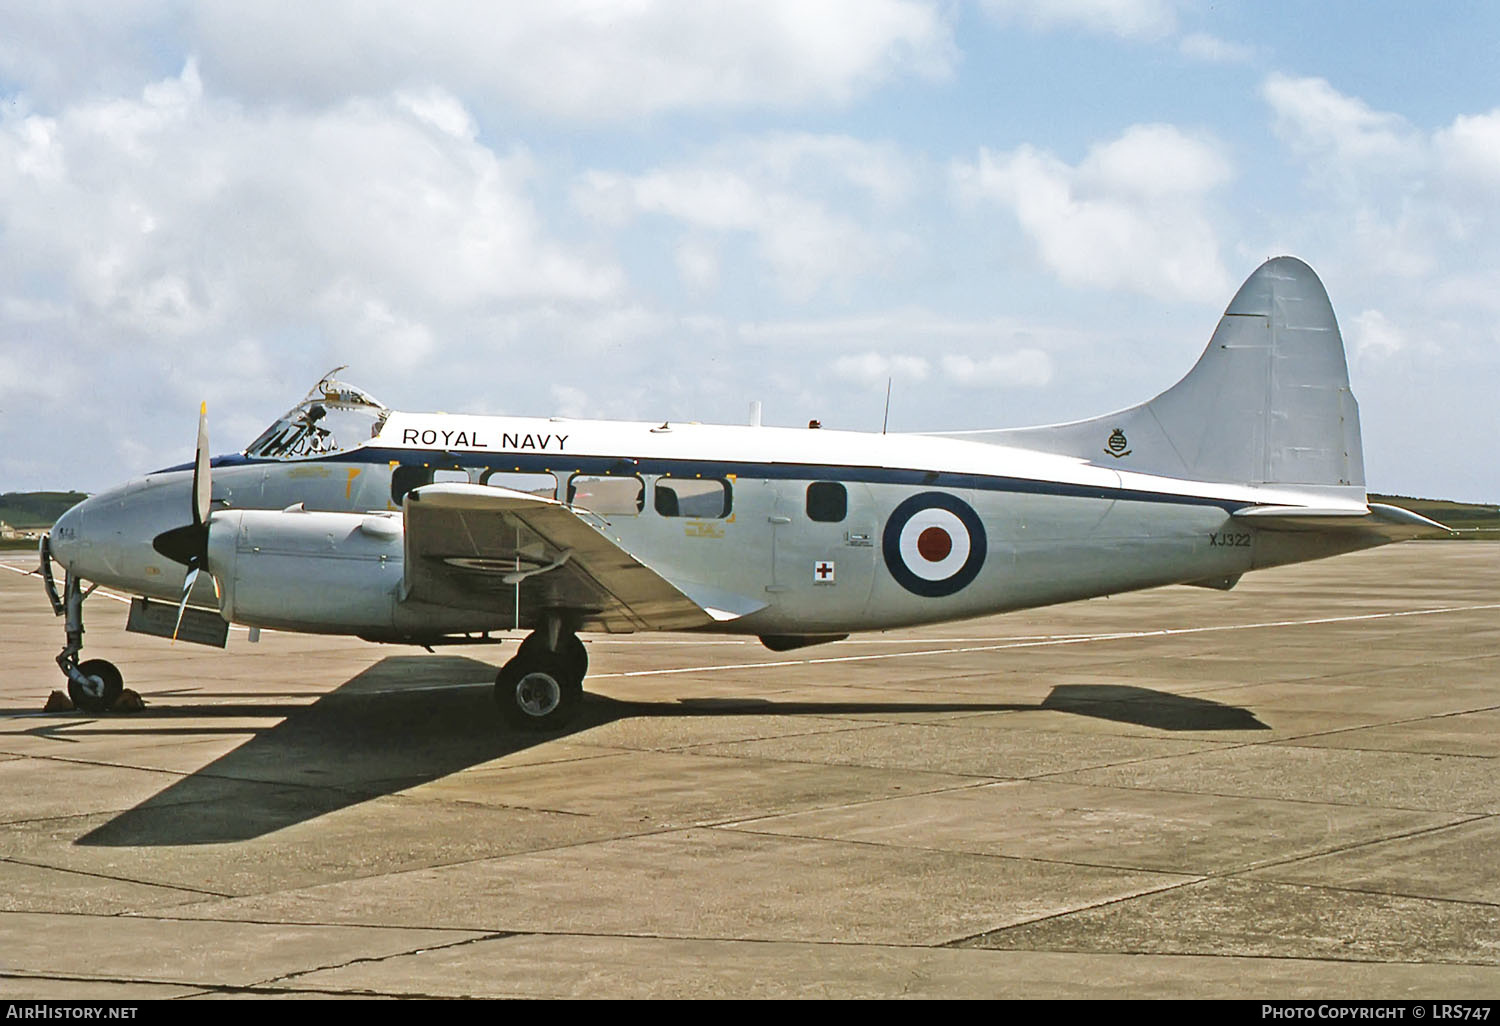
952,257 -> 1365,498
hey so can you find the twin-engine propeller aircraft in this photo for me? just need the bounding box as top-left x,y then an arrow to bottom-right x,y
41,257 -> 1449,729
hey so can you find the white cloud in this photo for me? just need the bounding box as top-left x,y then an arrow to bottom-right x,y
0,65 -> 620,336
1435,110 -> 1500,189
574,134 -> 917,300
1259,76 -> 1500,311
1263,77 -> 1500,225
674,238 -> 721,292
1348,309 -> 1406,360
2,1 -> 954,119
0,1 -> 166,107
953,123 -> 1232,299
315,288 -> 437,374
550,385 -> 591,419
1076,123 -> 1232,199
980,0 -> 1180,40
1177,32 -> 1253,65
0,352 -> 33,400
832,352 -> 930,388
1262,73 -> 1420,170
726,133 -> 917,206
0,64 -> 628,484
941,350 -> 1053,388
1,14 -> 1493,508
395,88 -> 478,141
1430,272 -> 1500,318
1256,78 -> 1500,505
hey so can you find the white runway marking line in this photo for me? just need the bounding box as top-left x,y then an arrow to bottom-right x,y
0,562 -> 259,642
1,559 -> 131,606
588,603 -> 1500,680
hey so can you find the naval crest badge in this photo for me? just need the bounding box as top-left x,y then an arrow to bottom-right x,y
1104,428 -> 1131,458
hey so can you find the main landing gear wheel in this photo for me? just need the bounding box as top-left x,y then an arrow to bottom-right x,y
516,632 -> 588,684
68,659 -> 123,714
495,634 -> 587,731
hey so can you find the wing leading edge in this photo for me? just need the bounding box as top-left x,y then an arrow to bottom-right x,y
401,483 -> 764,633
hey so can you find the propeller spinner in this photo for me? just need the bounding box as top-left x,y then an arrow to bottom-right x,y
150,403 -> 214,641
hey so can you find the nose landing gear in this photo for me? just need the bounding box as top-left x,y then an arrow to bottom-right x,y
494,618 -> 588,731
40,536 -> 125,714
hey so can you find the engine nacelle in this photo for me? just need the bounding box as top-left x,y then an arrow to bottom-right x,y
207,509 -> 403,632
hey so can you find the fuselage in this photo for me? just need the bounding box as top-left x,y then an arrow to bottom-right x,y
48,408 -> 1377,641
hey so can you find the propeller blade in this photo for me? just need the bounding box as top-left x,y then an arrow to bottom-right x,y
171,564 -> 200,645
192,402 -> 211,527
153,402 -> 214,570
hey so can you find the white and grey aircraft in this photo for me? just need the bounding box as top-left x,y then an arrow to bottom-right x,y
40,257 -> 1449,728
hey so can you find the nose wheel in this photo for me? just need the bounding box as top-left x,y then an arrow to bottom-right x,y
68,659 -> 124,714
42,542 -> 128,714
495,630 -> 588,731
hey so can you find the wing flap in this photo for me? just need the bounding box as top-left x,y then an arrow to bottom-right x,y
402,483 -> 755,632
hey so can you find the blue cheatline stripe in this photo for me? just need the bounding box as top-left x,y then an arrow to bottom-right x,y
161,446 -> 1251,513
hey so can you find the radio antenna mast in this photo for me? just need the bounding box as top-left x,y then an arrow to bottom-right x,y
882,378 -> 892,435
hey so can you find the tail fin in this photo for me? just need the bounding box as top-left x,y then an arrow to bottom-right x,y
957,257 -> 1365,499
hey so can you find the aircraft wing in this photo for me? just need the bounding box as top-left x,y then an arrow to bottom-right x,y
401,483 -> 762,633
1232,502 -> 1452,540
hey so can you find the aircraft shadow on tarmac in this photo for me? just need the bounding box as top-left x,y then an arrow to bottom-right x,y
14,655 -> 1266,847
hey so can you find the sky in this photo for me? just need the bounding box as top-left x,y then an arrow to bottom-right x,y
1,1 -> 1497,502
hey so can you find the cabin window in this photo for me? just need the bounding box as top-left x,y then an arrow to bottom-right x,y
480,469 -> 558,499
567,474 -> 644,515
390,465 -> 433,504
806,481 -> 846,523
654,477 -> 731,518
391,465 -> 472,502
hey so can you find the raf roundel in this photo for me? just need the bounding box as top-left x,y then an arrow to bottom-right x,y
883,492 -> 987,597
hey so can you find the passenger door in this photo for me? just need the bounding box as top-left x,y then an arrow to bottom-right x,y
767,480 -> 877,629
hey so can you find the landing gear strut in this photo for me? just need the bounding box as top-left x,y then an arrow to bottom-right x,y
494,617 -> 587,731
41,538 -> 124,714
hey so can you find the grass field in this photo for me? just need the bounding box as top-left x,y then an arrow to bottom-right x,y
0,491 -> 87,528
0,491 -> 87,550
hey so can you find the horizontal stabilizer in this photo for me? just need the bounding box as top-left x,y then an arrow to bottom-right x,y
1233,502 -> 1452,540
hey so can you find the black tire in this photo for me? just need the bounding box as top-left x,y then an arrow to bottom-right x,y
68,659 -> 123,713
494,652 -> 582,731
515,632 -> 588,685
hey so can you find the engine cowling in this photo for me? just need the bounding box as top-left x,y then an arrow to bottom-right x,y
207,509 -> 403,632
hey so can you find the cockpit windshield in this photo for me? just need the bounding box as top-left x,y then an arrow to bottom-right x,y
244,367 -> 389,460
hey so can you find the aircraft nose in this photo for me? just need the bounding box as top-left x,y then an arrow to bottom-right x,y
47,499 -> 89,568
43,477 -> 202,602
